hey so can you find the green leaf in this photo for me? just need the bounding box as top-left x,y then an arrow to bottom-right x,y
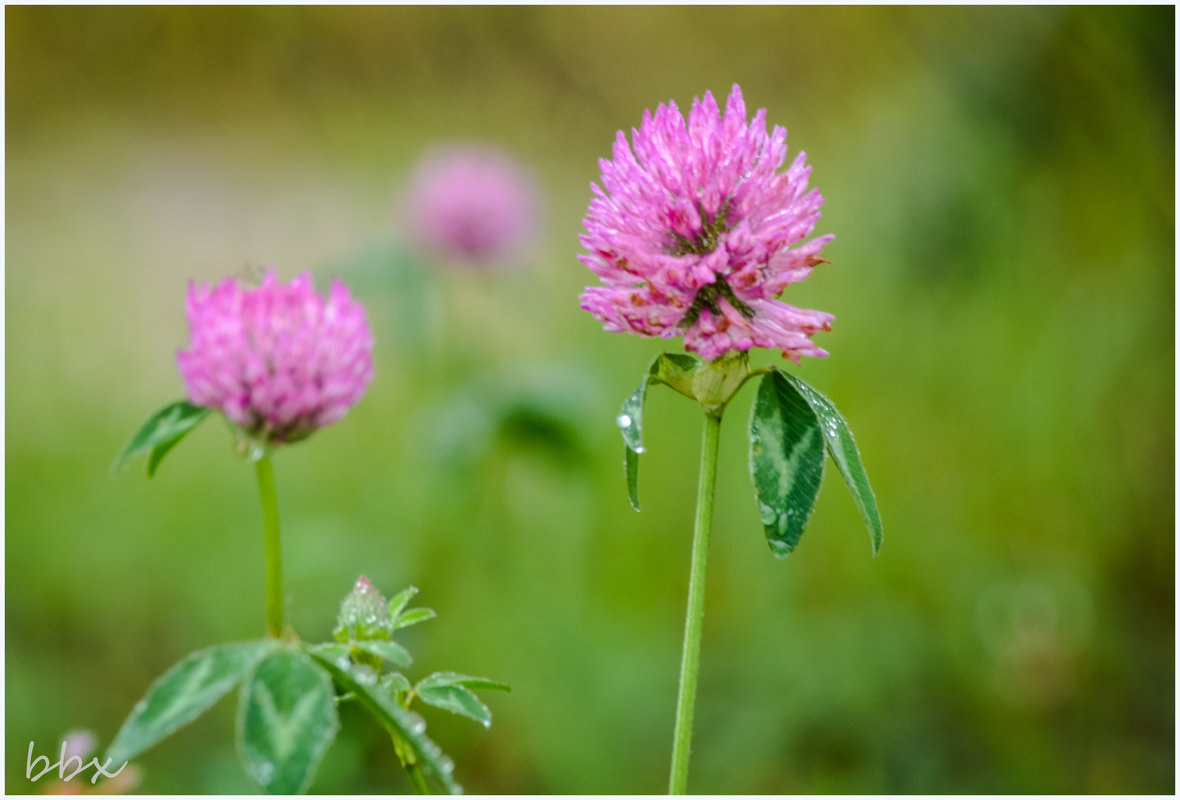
309,650 -> 461,794
105,639 -> 278,765
616,351 -> 708,510
617,353 -> 671,511
414,673 -> 509,729
307,642 -> 351,663
416,684 -> 492,728
616,364 -> 653,454
380,672 -> 413,699
416,671 -> 511,693
110,400 -> 211,477
748,371 -> 826,558
387,586 -> 419,625
624,445 -> 640,511
238,648 -> 339,794
393,607 -> 436,631
352,639 -> 412,668
777,371 -> 884,555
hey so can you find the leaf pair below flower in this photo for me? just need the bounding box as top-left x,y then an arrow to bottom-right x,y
104,640 -> 343,795
105,638 -> 466,796
749,369 -> 883,557
618,355 -> 883,557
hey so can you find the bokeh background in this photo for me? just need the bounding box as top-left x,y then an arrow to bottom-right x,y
6,6 -> 1174,795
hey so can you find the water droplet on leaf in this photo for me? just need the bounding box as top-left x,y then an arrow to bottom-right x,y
758,502 -> 776,525
256,761 -> 275,784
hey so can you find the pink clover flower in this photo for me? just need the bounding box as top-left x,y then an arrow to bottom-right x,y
579,84 -> 834,363
177,269 -> 374,445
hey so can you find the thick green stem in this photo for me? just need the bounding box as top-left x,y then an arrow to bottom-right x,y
406,761 -> 431,795
254,455 -> 284,638
669,409 -> 723,794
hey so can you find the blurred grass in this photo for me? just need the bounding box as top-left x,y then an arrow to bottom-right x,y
6,5 -> 1174,795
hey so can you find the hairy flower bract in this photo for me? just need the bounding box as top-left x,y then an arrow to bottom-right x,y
177,269 -> 374,446
579,84 -> 834,363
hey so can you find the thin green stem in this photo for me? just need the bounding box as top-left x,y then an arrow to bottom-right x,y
669,409 -> 723,794
406,761 -> 431,795
254,454 -> 284,638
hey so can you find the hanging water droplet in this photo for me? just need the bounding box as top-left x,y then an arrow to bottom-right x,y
440,756 -> 455,773
758,501 -> 776,525
256,761 -> 275,785
411,719 -> 426,735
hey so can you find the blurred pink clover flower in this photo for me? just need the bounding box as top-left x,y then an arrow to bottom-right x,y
177,269 -> 375,446
405,143 -> 540,266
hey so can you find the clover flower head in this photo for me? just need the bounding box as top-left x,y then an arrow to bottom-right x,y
579,84 -> 835,364
176,269 -> 374,446
405,143 -> 540,266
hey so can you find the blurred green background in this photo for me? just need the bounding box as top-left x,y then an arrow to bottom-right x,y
6,6 -> 1174,795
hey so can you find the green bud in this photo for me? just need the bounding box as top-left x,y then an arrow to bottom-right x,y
333,575 -> 395,643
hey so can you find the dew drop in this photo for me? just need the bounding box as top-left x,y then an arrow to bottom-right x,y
440,757 -> 455,773
256,761 -> 275,785
758,502 -> 776,525
615,413 -> 633,429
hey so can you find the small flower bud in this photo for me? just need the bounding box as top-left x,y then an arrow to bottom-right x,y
333,575 -> 394,643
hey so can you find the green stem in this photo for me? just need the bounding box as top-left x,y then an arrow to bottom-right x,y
669,409 -> 723,794
406,761 -> 431,795
254,454 -> 284,638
